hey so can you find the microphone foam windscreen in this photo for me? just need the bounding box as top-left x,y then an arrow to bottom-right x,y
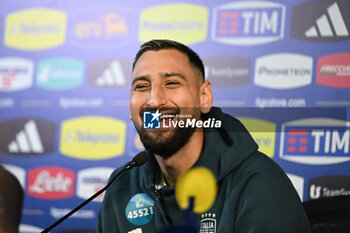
133,151 -> 150,166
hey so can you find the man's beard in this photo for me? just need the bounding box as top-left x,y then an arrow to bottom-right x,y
133,108 -> 200,159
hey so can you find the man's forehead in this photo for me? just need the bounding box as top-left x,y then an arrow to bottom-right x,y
132,50 -> 190,74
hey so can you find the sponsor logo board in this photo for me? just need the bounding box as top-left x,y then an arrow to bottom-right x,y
36,58 -> 84,90
60,116 -> 126,160
76,167 -> 114,202
238,117 -> 276,158
69,7 -> 133,49
87,58 -> 131,87
291,0 -> 350,42
280,118 -> 350,165
0,118 -> 55,155
309,176 -> 350,199
3,164 -> 26,189
19,224 -> 44,233
0,57 -> 33,91
287,173 -> 305,201
254,53 -> 313,89
27,166 -> 75,199
139,3 -> 208,45
316,53 -> 350,88
5,8 -> 66,50
212,1 -> 285,45
204,56 -> 250,87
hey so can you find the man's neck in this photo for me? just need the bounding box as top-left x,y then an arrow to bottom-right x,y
154,128 -> 204,187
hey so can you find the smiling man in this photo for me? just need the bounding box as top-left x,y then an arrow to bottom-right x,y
97,40 -> 311,233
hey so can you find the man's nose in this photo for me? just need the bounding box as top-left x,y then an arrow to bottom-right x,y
147,85 -> 166,108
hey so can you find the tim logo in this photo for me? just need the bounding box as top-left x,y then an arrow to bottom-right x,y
280,118 -> 350,165
211,1 -> 285,45
316,53 -> 350,88
291,0 -> 350,42
143,110 -> 161,129
27,166 -> 75,199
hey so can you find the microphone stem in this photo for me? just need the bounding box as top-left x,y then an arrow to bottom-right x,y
41,162 -> 134,233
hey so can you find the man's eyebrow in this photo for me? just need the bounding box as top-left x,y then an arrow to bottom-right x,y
161,72 -> 186,80
131,76 -> 149,86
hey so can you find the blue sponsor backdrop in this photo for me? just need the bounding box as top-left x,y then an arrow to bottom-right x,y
0,0 -> 350,232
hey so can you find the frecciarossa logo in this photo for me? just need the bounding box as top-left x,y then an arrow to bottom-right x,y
316,53 -> 350,88
27,166 -> 75,199
280,118 -> 350,165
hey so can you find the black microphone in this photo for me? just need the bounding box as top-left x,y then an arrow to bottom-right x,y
41,151 -> 150,233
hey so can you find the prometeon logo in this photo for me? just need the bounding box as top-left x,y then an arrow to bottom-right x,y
308,176 -> 350,200
36,57 -> 84,90
204,56 -> 250,87
143,110 -> 221,129
27,166 -> 75,199
291,0 -> 350,42
139,3 -> 208,45
316,53 -> 350,88
0,57 -> 33,91
69,7 -> 132,49
280,118 -> 350,165
211,1 -> 286,45
0,118 -> 55,155
254,53 -> 313,89
87,58 -> 131,87
60,116 -> 126,160
5,8 -> 67,50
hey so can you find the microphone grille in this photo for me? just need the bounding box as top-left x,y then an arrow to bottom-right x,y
132,151 -> 150,166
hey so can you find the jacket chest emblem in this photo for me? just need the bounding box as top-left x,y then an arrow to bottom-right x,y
200,212 -> 216,233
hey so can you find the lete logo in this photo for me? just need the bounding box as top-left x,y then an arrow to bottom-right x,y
27,166 -> 75,199
316,53 -> 350,88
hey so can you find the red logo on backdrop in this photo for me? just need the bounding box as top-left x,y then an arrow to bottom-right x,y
317,53 -> 350,88
27,166 -> 75,199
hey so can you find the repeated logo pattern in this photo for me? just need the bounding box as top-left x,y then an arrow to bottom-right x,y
0,0 -> 349,231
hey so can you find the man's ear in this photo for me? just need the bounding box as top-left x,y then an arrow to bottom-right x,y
199,81 -> 213,114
